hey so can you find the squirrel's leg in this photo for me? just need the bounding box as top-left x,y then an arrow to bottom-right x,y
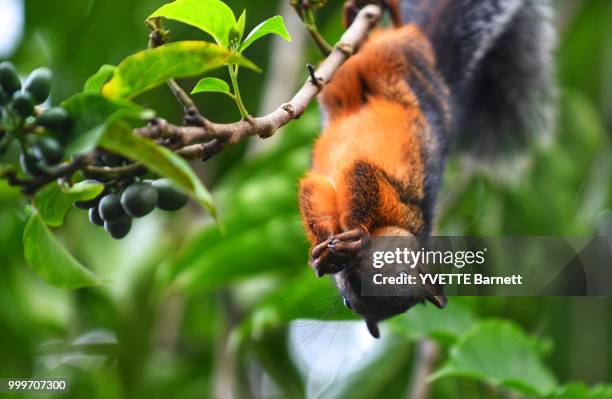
299,172 -> 342,275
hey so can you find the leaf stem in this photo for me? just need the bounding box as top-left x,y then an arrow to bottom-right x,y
227,64 -> 249,119
292,2 -> 332,56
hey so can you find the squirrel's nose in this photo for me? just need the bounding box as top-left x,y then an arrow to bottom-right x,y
365,319 -> 380,338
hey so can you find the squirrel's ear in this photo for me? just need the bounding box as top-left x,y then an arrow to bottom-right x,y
421,279 -> 447,308
425,294 -> 448,309
365,319 -> 380,338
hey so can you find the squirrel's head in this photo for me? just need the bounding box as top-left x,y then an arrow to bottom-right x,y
332,226 -> 446,338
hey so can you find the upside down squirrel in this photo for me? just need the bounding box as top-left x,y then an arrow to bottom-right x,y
298,0 -> 556,337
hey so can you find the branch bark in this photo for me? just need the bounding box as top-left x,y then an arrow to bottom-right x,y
408,339 -> 440,399
136,4 -> 382,161
2,153 -> 96,195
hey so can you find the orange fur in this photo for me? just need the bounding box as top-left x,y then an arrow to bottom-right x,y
299,24 -> 445,251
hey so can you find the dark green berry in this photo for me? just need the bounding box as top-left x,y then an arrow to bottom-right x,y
11,91 -> 35,118
0,62 -> 21,95
152,178 -> 189,211
24,67 -> 51,104
98,193 -> 126,222
20,152 -> 46,177
33,136 -> 64,164
89,207 -> 104,226
120,183 -> 158,218
37,107 -> 71,130
104,217 -> 132,239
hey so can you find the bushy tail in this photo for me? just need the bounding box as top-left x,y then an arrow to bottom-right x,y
402,0 -> 557,159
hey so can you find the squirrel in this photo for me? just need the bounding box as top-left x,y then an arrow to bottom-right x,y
298,0 -> 556,337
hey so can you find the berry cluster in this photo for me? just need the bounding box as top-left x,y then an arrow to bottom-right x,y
78,178 -> 188,239
0,62 -> 71,173
1,61 -> 190,240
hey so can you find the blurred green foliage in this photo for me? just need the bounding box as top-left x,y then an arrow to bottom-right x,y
1,0 -> 611,398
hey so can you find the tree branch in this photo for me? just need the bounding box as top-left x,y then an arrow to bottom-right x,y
135,4 -> 382,160
408,339 -> 440,399
2,153 -> 96,195
0,4 -> 382,195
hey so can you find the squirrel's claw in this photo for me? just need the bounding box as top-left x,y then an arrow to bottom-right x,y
328,228 -> 370,258
309,228 -> 370,277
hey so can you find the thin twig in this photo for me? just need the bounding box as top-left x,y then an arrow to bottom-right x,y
291,1 -> 333,55
147,19 -> 204,118
83,163 -> 147,178
2,153 -> 96,195
408,339 -> 440,399
136,5 -> 382,160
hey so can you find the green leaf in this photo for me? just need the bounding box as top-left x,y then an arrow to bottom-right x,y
148,0 -> 236,46
430,320 -> 558,396
102,41 -> 258,100
387,300 -> 476,345
83,65 -> 116,93
548,383 -> 612,399
173,217 -> 306,291
62,93 -> 153,156
240,16 -> 291,52
248,329 -> 305,398
34,181 -> 105,227
191,77 -> 232,97
98,122 -> 216,216
235,10 -> 246,41
23,212 -> 104,289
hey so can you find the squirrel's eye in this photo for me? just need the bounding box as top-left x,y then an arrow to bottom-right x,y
343,296 -> 352,309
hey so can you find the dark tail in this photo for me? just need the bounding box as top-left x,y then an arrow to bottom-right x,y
402,0 -> 557,158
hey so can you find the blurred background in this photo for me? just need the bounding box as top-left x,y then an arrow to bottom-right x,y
0,0 -> 611,398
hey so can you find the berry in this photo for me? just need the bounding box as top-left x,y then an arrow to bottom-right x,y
104,217 -> 132,239
152,178 -> 189,211
0,62 -> 21,95
20,152 -> 46,177
24,67 -> 52,104
10,91 -> 35,118
37,107 -> 71,130
120,183 -> 158,218
89,207 -> 104,226
98,193 -> 126,222
33,136 -> 64,164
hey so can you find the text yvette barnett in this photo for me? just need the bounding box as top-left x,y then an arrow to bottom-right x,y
369,247 -> 523,287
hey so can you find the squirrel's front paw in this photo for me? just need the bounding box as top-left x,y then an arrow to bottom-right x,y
327,228 -> 370,257
310,236 -> 341,277
310,229 -> 370,277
